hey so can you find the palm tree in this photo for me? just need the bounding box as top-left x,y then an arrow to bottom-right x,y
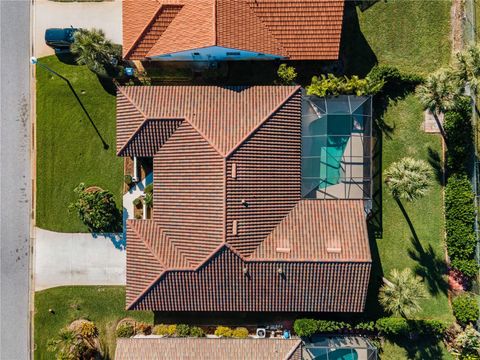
416,68 -> 460,139
47,329 -> 81,359
71,28 -> 121,77
384,157 -> 433,202
379,268 -> 427,318
455,45 -> 480,94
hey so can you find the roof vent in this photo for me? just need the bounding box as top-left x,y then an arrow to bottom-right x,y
232,163 -> 237,179
243,267 -> 248,275
277,267 -> 283,274
232,220 -> 238,236
326,247 -> 342,254
241,199 -> 249,207
276,247 -> 291,253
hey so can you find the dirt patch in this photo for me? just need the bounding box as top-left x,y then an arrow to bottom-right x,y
451,0 -> 465,54
85,186 -> 102,193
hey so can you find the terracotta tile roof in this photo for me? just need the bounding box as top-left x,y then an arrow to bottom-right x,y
251,200 -> 371,261
116,85 -> 298,156
115,338 -> 302,360
122,0 -> 344,60
117,86 -> 371,312
132,246 -> 371,312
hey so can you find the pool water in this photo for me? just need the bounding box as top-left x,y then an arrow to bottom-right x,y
311,348 -> 359,360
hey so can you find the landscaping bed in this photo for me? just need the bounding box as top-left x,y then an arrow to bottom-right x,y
34,286 -> 153,360
36,55 -> 123,232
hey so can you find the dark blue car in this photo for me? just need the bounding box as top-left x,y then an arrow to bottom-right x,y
45,27 -> 78,52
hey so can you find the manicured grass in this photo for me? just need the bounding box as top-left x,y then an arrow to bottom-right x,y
36,55 -> 123,232
353,0 -> 451,75
34,286 -> 153,360
381,339 -> 452,360
376,95 -> 452,322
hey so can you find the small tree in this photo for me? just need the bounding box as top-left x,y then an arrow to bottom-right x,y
379,268 -> 427,318
47,326 -> 96,360
277,64 -> 297,85
416,68 -> 460,138
384,157 -> 433,202
69,183 -> 121,233
71,28 -> 122,77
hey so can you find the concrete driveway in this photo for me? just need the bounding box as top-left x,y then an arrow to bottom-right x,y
34,0 -> 122,57
35,228 -> 125,290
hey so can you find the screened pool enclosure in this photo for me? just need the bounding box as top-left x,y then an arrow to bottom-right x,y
302,95 -> 372,200
303,336 -> 378,360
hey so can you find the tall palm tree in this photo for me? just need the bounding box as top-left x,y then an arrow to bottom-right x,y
456,45 -> 480,94
416,68 -> 460,139
379,268 -> 427,318
71,28 -> 120,76
384,157 -> 433,202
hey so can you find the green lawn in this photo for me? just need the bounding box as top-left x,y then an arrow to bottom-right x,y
34,286 -> 153,360
381,339 -> 452,360
376,95 -> 452,322
36,56 -> 123,232
354,0 -> 451,75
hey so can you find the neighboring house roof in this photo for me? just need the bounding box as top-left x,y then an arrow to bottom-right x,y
116,86 -> 372,312
115,338 -> 303,360
122,0 -> 345,60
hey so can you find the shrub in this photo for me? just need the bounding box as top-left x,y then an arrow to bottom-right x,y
445,174 -> 475,225
153,324 -> 176,337
453,294 -> 480,326
189,326 -> 205,337
445,173 -> 477,277
124,175 -> 133,186
306,74 -> 384,97
375,318 -> 447,337
144,193 -> 153,209
176,324 -> 190,337
71,28 -> 123,78
444,110 -> 473,173
69,183 -> 121,232
316,320 -> 349,333
451,324 -> 480,358
367,65 -> 423,95
293,319 -> 318,337
277,64 -> 297,85
79,321 -> 98,338
136,322 -> 152,335
232,327 -> 249,338
116,323 -> 134,338
144,183 -> 153,194
452,259 -> 479,278
133,197 -> 142,207
214,326 -> 233,338
354,321 -> 376,332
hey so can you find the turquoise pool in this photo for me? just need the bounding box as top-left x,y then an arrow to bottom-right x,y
309,348 -> 359,360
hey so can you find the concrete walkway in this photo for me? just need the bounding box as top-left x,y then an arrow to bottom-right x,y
34,228 -> 125,290
34,0 -> 122,58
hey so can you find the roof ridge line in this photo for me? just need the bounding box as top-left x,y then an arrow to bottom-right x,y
224,86 -> 301,158
242,0 -> 288,56
123,3 -> 165,59
117,117 -> 184,156
117,86 -> 149,119
182,116 -> 225,157
283,339 -> 303,360
213,0 -> 217,45
127,242 -> 227,310
129,220 -> 168,269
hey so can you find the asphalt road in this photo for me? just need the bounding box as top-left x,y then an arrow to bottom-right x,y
0,0 -> 32,359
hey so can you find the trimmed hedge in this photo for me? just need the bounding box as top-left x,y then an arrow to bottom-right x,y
375,318 -> 447,337
445,174 -> 477,277
293,318 -> 447,338
452,293 -> 480,326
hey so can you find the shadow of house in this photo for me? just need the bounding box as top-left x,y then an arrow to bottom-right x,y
340,1 -> 377,77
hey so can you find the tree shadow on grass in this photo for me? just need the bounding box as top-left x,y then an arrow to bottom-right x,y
396,199 -> 448,296
388,337 -> 446,360
427,146 -> 444,186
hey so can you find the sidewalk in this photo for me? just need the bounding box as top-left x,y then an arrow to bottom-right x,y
34,227 -> 125,291
34,0 -> 122,58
